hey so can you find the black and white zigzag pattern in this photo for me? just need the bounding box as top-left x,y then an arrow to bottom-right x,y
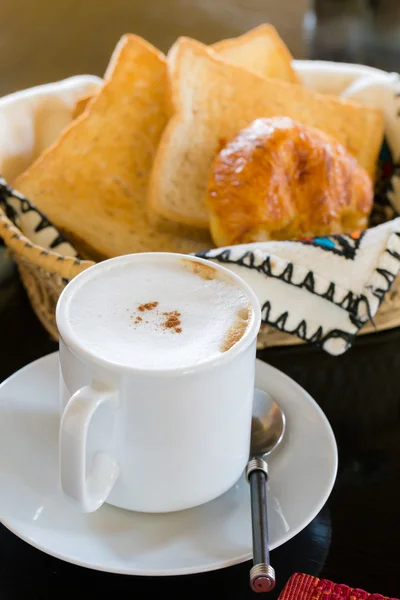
196,248 -> 363,316
197,236 -> 400,354
0,177 -> 79,258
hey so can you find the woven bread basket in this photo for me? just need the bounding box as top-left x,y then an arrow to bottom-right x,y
1,64 -> 400,349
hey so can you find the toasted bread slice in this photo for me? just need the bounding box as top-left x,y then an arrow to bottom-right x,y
74,24 -> 299,125
148,39 -> 384,231
72,93 -> 93,119
148,27 -> 299,236
212,24 -> 299,83
13,34 -> 211,259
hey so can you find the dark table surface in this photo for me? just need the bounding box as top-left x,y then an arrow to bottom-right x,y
1,2 -> 400,597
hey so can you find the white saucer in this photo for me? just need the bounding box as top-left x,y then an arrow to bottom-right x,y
0,352 -> 337,576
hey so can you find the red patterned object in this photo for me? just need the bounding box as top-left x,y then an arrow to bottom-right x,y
279,573 -> 399,600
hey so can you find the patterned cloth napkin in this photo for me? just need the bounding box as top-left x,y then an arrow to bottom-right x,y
279,573 -> 399,600
0,64 -> 400,355
197,217 -> 400,355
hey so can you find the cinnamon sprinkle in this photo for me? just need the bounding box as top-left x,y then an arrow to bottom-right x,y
130,304 -> 182,333
162,310 -> 182,334
138,301 -> 159,312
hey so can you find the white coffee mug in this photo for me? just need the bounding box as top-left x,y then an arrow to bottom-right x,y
57,253 -> 261,513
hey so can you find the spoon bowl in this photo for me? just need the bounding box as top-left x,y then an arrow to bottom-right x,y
251,388 -> 286,458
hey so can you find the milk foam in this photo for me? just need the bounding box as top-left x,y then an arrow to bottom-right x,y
64,258 -> 252,369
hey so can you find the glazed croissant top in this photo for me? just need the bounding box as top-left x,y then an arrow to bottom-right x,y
206,117 -> 373,247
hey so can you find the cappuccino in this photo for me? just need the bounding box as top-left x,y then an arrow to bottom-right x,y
62,255 -> 253,369
57,253 -> 261,513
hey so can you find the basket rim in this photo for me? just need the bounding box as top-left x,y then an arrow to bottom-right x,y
0,206 -> 94,279
4,199 -> 400,348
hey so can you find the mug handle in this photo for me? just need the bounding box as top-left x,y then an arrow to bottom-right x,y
59,384 -> 119,512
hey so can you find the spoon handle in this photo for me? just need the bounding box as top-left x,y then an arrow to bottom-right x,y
246,458 -> 276,593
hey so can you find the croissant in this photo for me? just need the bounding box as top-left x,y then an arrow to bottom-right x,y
206,117 -> 373,247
